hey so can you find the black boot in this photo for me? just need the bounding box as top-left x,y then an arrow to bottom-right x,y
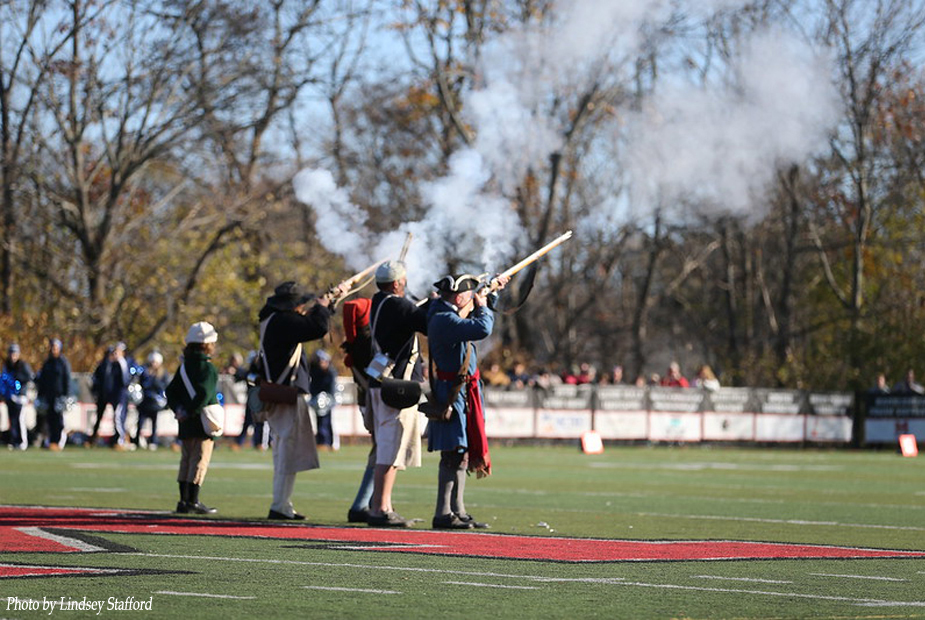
187,483 -> 217,515
175,481 -> 190,513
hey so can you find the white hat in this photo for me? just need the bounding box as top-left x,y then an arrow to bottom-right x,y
185,321 -> 218,344
147,351 -> 164,365
375,260 -> 406,284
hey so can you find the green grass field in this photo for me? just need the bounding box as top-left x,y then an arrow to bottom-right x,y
2,442 -> 924,619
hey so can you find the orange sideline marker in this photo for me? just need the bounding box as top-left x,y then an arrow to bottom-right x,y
899,434 -> 918,457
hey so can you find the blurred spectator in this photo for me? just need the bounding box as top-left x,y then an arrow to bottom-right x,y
648,373 -> 661,386
694,364 -> 720,391
892,369 -> 925,395
309,349 -> 338,451
575,362 -> 597,385
2,344 -> 33,451
482,363 -> 512,388
660,362 -> 690,388
533,367 -> 562,394
606,365 -> 625,385
35,338 -> 71,451
223,352 -> 247,381
233,351 -> 268,451
89,344 -> 134,449
134,351 -> 169,450
508,362 -> 533,389
634,375 -> 647,388
868,372 -> 890,394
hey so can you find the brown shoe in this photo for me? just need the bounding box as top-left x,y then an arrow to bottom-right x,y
367,511 -> 410,528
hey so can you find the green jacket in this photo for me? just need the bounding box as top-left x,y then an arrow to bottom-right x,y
165,351 -> 218,440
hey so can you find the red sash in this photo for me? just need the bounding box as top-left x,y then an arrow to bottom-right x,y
435,368 -> 491,478
464,369 -> 490,478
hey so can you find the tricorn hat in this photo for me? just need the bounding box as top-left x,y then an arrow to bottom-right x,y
266,281 -> 315,311
433,274 -> 481,294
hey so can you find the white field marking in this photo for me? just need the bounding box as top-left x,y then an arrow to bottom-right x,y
692,575 -> 794,584
133,555 -> 924,607
635,511 -> 925,531
69,487 -> 129,493
443,581 -> 539,590
131,553 -> 616,583
329,543 -> 444,550
15,527 -> 109,552
0,563 -> 119,574
303,586 -> 400,595
587,462 -> 841,472
441,487 -> 925,514
155,591 -> 256,599
809,573 -> 909,582
607,581 -> 925,608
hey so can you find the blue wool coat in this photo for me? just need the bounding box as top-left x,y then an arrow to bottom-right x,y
426,298 -> 494,452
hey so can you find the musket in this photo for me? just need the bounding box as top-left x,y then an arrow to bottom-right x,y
480,230 -> 573,293
326,258 -> 387,306
398,232 -> 413,263
451,230 -> 573,316
327,232 -> 414,305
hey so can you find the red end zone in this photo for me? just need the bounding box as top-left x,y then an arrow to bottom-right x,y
3,506 -> 925,566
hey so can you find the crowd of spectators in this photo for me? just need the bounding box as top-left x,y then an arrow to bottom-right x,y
479,360 -> 723,392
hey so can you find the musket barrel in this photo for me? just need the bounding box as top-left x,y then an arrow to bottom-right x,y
499,230 -> 573,280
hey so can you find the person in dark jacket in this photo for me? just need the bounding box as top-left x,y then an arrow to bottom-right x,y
89,343 -> 133,448
308,349 -> 338,450
257,280 -> 346,520
35,338 -> 72,451
165,322 -> 220,515
135,351 -> 169,450
366,260 -> 430,527
2,344 -> 34,450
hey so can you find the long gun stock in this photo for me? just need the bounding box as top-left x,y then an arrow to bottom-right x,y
327,258 -> 387,305
453,230 -> 573,316
482,230 -> 573,292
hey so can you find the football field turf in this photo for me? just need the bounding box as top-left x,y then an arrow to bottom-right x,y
1,443 -> 923,618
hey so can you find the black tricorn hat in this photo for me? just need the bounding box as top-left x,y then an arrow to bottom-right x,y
433,274 -> 481,294
266,281 -> 315,311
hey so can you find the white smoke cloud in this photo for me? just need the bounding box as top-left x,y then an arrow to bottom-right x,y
292,168 -> 373,270
295,0 -> 838,289
624,27 -> 838,218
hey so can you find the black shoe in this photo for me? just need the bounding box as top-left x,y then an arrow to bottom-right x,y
187,502 -> 217,515
175,501 -> 190,514
268,509 -> 306,520
367,511 -> 410,528
347,507 -> 370,523
432,513 -> 474,530
456,513 -> 490,529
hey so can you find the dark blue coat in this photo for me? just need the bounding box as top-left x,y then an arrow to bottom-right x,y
425,298 -> 494,452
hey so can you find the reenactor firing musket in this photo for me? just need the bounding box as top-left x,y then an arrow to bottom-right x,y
456,230 -> 573,315
326,232 -> 415,305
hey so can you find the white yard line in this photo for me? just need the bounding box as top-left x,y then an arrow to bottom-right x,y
303,586 -> 400,595
635,512 -> 925,531
132,553 -> 925,608
809,573 -> 908,582
692,575 -> 794,584
607,581 -> 925,607
154,591 -> 256,599
443,581 -> 539,590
